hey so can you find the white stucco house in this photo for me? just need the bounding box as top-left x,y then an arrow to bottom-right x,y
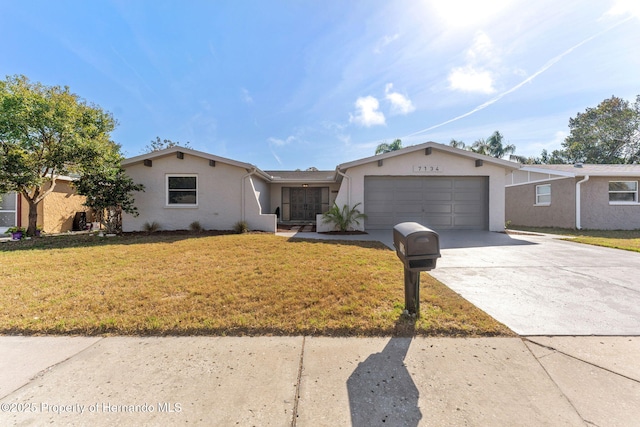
121,142 -> 521,233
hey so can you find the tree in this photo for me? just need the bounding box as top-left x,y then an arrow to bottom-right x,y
75,162 -> 144,234
449,139 -> 467,149
0,75 -> 119,235
470,131 -> 515,158
144,136 -> 191,153
375,138 -> 403,155
562,95 -> 640,164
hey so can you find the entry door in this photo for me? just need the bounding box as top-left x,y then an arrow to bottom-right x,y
290,188 -> 323,221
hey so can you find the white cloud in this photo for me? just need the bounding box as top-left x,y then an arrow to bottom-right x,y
349,96 -> 386,127
241,88 -> 254,105
384,83 -> 416,115
267,135 -> 296,146
373,33 -> 400,54
447,31 -> 498,94
605,0 -> 640,20
448,66 -> 496,94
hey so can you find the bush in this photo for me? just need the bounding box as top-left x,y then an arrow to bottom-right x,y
189,221 -> 203,233
233,220 -> 249,234
143,221 -> 160,233
321,203 -> 367,232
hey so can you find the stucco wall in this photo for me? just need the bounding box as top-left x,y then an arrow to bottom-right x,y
581,176 -> 640,230
42,181 -> 91,233
122,153 -> 273,232
335,149 -> 510,232
505,178 -> 576,229
16,181 -> 89,233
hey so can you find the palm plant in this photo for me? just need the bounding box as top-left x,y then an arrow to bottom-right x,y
322,203 -> 367,232
375,138 -> 403,155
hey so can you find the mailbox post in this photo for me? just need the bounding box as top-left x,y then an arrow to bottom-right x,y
393,222 -> 441,315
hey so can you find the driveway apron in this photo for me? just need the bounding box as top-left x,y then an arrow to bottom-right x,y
429,231 -> 640,335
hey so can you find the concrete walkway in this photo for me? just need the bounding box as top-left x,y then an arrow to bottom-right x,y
1,335 -> 638,426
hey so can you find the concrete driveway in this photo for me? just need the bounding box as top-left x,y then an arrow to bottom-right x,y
428,231 -> 640,336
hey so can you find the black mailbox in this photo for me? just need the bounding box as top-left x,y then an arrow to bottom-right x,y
392,222 -> 441,316
393,222 -> 441,271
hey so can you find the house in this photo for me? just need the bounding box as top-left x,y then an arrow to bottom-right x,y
0,177 -> 91,234
122,142 -> 520,233
506,164 -> 640,230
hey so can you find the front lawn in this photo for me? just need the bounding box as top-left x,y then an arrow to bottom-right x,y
0,233 -> 512,337
509,227 -> 640,253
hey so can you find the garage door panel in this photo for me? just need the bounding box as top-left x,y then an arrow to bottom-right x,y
423,192 -> 453,202
426,215 -> 454,227
424,204 -> 452,214
364,176 -> 488,230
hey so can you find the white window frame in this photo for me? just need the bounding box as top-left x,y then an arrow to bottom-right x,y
166,174 -> 198,207
608,180 -> 638,205
0,192 -> 18,233
535,184 -> 551,206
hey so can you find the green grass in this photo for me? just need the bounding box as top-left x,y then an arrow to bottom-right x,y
0,233 -> 513,337
509,226 -> 640,253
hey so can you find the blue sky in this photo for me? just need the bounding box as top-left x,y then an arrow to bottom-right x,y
2,0 -> 639,170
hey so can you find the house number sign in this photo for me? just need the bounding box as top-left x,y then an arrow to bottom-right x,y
413,165 -> 443,173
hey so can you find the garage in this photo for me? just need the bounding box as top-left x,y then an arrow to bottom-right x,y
364,176 -> 489,230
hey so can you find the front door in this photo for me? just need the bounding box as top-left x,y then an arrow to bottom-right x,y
290,188 -> 323,221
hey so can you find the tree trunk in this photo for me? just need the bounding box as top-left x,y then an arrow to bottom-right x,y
26,198 -> 38,236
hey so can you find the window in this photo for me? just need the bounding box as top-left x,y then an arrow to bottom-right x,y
535,184 -> 551,205
0,192 -> 17,232
167,175 -> 197,206
609,181 -> 638,204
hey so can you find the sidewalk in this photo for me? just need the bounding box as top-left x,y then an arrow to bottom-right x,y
1,335 -> 638,426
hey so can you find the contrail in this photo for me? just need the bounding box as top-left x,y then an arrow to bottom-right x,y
403,15 -> 634,139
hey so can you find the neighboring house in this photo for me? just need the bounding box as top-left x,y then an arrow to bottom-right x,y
0,177 -> 90,234
506,164 -> 640,230
122,143 -> 520,233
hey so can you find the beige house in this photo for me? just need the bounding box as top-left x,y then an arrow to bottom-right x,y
506,164 -> 640,230
0,177 -> 90,234
122,143 -> 520,233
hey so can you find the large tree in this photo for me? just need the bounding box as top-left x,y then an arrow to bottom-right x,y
563,95 -> 640,164
75,162 -> 144,234
0,75 -> 119,235
143,136 -> 191,153
375,138 -> 403,155
471,131 -> 515,158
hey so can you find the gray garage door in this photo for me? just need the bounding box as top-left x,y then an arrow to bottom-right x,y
364,176 -> 489,230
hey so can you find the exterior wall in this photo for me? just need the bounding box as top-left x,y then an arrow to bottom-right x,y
505,178 -> 576,229
335,149 -> 510,232
581,176 -> 640,230
41,180 -> 90,233
243,175 -> 277,232
11,180 -> 88,233
122,153 -> 274,232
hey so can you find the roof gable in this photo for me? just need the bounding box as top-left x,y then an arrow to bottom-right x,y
337,141 -> 521,171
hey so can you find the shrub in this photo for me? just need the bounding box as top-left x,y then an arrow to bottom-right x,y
143,221 -> 160,233
321,203 -> 367,232
233,220 -> 249,234
189,221 -> 203,233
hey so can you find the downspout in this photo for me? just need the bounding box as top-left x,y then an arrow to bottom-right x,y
337,169 -> 351,207
241,167 -> 257,222
575,175 -> 589,230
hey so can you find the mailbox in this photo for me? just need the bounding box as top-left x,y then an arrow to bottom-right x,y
393,222 -> 441,316
393,222 -> 441,271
